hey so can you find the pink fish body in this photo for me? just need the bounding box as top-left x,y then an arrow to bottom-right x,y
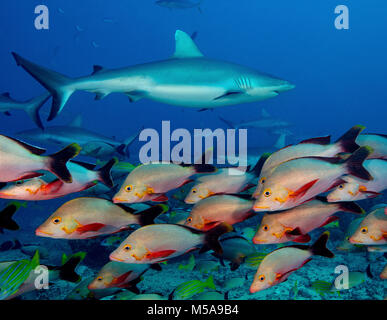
327,159 -> 387,202
253,199 -> 364,244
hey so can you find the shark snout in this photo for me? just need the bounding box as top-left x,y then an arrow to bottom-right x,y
274,81 -> 295,93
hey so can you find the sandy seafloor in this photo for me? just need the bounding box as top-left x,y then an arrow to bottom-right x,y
0,192 -> 385,301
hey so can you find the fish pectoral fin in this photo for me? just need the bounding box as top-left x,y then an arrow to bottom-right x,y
126,90 -> 147,103
151,194 -> 169,202
292,234 -> 312,243
288,179 -> 319,201
285,227 -> 302,236
319,216 -> 339,228
146,249 -> 176,260
76,223 -> 106,234
213,91 -> 245,101
41,179 -> 63,194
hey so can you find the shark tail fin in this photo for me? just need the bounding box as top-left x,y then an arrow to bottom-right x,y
12,52 -> 74,121
97,157 -> 118,188
121,126 -> 144,157
47,143 -> 82,183
25,93 -> 51,130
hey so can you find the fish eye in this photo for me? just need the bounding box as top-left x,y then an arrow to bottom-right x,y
263,189 -> 272,197
262,224 -> 269,232
52,217 -> 62,224
186,217 -> 193,223
260,177 -> 266,184
123,244 -> 132,251
338,184 -> 344,189
97,277 -> 103,281
361,227 -> 368,234
192,188 -> 197,194
125,185 -> 133,192
16,180 -> 24,185
258,274 -> 265,282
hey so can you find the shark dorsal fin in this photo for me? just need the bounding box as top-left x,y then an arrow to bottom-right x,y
69,114 -> 82,127
261,108 -> 270,118
172,30 -> 204,59
92,65 -> 105,75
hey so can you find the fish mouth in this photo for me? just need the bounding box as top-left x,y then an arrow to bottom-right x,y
253,205 -> 270,211
112,197 -> 125,203
253,238 -> 267,244
109,254 -> 124,262
348,237 -> 361,244
35,229 -> 53,237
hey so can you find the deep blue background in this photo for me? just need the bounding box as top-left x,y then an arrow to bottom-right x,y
0,0 -> 386,152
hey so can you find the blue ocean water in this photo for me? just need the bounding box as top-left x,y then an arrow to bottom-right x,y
0,0 -> 385,300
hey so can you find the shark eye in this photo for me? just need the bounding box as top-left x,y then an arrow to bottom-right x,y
192,188 -> 197,194
263,189 -> 272,197
125,185 -> 133,192
97,277 -> 103,281
361,227 -> 368,234
262,224 -> 269,232
258,274 -> 265,282
260,177 -> 266,184
123,244 -> 132,251
52,217 -> 62,224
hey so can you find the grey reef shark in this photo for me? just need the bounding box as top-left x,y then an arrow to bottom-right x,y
11,30 -> 295,121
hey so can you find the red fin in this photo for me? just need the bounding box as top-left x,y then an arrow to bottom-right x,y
289,179 -> 319,200
111,271 -> 133,286
151,194 -> 169,202
76,223 -> 106,234
240,183 -> 255,192
319,216 -> 339,228
293,234 -> 311,243
359,190 -> 382,198
42,179 -> 63,194
178,180 -> 194,188
147,249 -> 176,259
13,172 -> 44,181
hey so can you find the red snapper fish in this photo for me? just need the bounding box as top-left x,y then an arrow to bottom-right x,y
0,134 -> 80,183
253,147 -> 372,212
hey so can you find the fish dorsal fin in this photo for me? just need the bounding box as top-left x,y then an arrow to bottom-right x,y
172,30 -> 204,59
91,65 -> 105,75
261,108 -> 270,118
69,115 -> 82,127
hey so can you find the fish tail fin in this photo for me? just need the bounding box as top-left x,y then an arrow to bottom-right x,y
30,250 -> 40,269
337,201 -> 365,214
335,125 -> 365,153
218,116 -> 236,129
25,93 -> 51,130
205,275 -> 216,290
97,157 -> 118,188
202,222 -> 233,255
59,251 -> 86,283
310,232 -> 334,258
136,204 -> 169,226
250,153 -> 271,177
344,146 -> 373,180
12,52 -> 74,121
0,204 -> 20,231
47,143 -> 82,183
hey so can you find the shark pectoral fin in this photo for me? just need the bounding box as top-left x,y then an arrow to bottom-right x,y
94,92 -> 109,100
172,30 -> 204,59
213,91 -> 245,101
126,91 -> 146,103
